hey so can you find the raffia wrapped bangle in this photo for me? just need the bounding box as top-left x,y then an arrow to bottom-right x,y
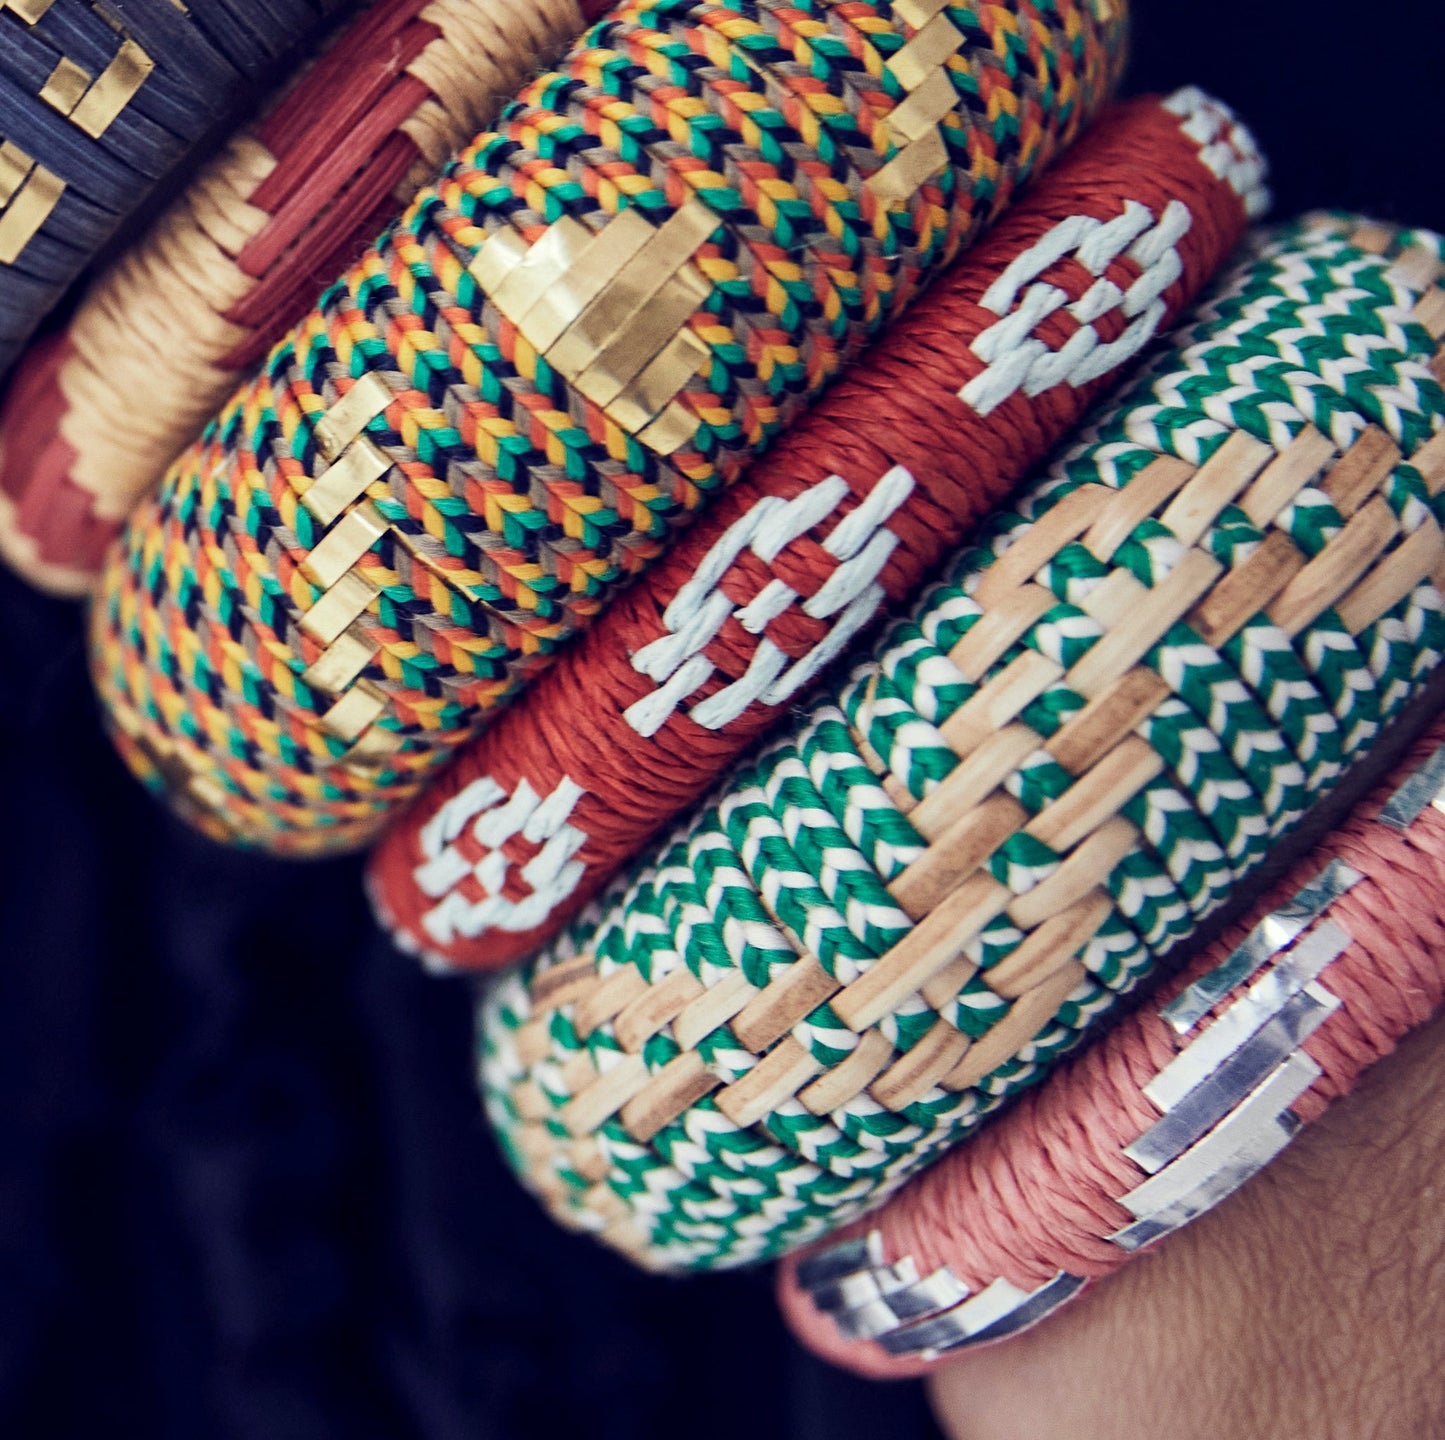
0,0 -> 600,598
778,702 -> 1445,1376
88,0 -> 1129,855
0,0 -> 351,380
367,86 -> 1268,974
474,212 -> 1445,1276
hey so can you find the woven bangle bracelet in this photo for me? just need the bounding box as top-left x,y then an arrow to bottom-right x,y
369,87 -> 1268,975
89,0 -> 1129,856
777,702 -> 1445,1377
475,212 -> 1445,1276
0,0 -> 600,598
0,0 -> 352,380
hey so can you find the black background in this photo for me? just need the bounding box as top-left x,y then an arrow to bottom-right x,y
2,4 -> 1443,1436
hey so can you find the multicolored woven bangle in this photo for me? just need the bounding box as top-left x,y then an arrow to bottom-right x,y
0,0 -> 351,379
777,700 -> 1445,1376
0,0 -> 596,597
475,213 -> 1445,1275
89,0 -> 1129,855
369,87 -> 1267,974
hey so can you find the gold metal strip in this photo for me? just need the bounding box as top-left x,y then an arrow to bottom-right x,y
345,723 -> 404,768
490,214 -> 593,325
38,57 -> 91,116
302,436 -> 393,528
4,0 -> 55,23
301,500 -> 388,590
0,142 -> 30,206
635,399 -> 701,456
515,208 -> 655,353
887,67 -> 957,146
320,682 -> 389,743
313,372 -> 393,462
888,13 -> 963,91
894,0 -> 951,26
468,224 -> 529,296
867,128 -> 948,203
0,164 -> 64,264
301,628 -> 377,694
70,40 -> 153,138
576,268 -> 709,409
605,328 -> 710,434
548,199 -> 718,379
300,570 -> 379,646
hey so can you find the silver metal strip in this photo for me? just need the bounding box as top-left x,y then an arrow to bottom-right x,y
1126,984 -> 1337,1173
879,1278 -> 1034,1355
1110,1110 -> 1301,1253
1377,740 -> 1445,830
878,1272 -> 1084,1357
810,1256 -> 919,1314
833,1265 -> 973,1340
944,1272 -> 1088,1351
1144,921 -> 1350,1113
1160,860 -> 1361,1034
796,1231 -> 883,1291
1116,1050 -> 1320,1228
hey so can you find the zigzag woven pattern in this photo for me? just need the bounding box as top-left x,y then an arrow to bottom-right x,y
0,0 -> 593,597
89,0 -> 1129,855
369,87 -> 1267,974
0,0 -> 352,378
477,214 -> 1445,1274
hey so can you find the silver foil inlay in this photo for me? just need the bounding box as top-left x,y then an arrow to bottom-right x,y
1160,860 -> 1361,1034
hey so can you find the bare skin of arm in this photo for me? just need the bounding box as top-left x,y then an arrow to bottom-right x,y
928,1014 -> 1445,1440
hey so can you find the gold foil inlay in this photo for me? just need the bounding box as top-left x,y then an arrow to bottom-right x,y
302,435 -> 393,527
301,500 -> 388,590
313,372 -> 393,462
0,162 -> 65,264
302,629 -> 378,694
320,682 -> 389,743
39,57 -> 92,116
300,570 -> 379,647
72,41 -> 153,136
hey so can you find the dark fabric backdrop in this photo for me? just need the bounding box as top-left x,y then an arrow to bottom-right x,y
2,4 -> 1442,1436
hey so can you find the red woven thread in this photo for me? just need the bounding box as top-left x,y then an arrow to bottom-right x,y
774,715 -> 1445,1381
368,93 -> 1257,971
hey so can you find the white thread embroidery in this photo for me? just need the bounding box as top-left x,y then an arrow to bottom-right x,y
624,465 -> 916,737
959,198 -> 1196,417
1162,86 -> 1270,219
416,774 -> 589,941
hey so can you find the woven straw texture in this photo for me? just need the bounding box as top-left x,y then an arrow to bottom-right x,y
778,705 -> 1445,1377
89,0 -> 1130,856
0,0 -> 351,378
477,213 -> 1445,1274
0,0 -> 591,596
369,86 -> 1267,973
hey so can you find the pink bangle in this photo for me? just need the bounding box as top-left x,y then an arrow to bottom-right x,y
778,701 -> 1445,1378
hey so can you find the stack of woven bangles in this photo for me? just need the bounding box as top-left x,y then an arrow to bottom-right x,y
1,0 -> 1442,1380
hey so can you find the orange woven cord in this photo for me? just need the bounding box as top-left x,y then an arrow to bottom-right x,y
368,89 -> 1266,972
0,0 -> 590,597
778,705 -> 1445,1377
